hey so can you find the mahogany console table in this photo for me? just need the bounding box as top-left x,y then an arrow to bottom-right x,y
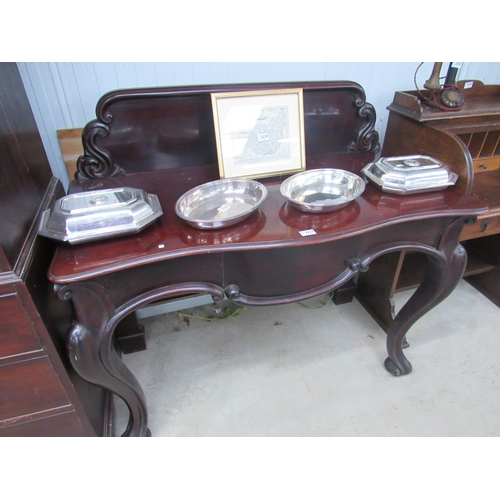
47,81 -> 488,436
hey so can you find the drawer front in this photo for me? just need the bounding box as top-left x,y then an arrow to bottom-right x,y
0,411 -> 88,437
460,212 -> 500,241
0,357 -> 70,423
0,292 -> 44,359
473,157 -> 500,173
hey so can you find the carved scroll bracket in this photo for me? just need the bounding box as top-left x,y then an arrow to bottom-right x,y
348,99 -> 380,153
76,119 -> 125,180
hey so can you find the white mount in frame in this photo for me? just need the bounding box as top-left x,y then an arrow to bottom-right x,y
211,89 -> 306,179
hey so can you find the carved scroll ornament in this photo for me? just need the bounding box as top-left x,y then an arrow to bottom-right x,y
76,119 -> 125,180
348,99 -> 380,153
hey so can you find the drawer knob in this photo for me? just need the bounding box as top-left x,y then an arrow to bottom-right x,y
479,163 -> 488,169
481,219 -> 491,232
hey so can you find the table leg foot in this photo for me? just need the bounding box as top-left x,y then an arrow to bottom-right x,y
384,356 -> 411,377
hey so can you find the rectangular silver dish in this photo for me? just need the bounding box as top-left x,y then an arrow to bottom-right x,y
362,155 -> 458,195
38,187 -> 163,244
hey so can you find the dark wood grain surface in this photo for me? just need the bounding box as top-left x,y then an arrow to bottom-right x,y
0,63 -> 103,436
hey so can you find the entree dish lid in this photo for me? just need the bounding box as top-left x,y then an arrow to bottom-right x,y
38,187 -> 163,244
361,155 -> 458,195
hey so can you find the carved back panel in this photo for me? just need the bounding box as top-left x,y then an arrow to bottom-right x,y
76,81 -> 379,180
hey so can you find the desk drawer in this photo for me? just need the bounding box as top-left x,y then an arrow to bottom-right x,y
0,356 -> 71,423
0,411 -> 88,437
0,292 -> 44,359
473,157 -> 500,173
461,212 -> 500,241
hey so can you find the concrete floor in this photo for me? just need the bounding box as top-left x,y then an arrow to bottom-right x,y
115,279 -> 500,437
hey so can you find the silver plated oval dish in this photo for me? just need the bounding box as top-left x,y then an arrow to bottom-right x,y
280,168 -> 365,213
175,178 -> 268,230
38,187 -> 163,244
361,155 -> 458,195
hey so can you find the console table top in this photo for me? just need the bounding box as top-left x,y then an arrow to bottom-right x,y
49,161 -> 488,284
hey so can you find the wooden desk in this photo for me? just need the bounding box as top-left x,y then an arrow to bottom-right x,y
46,81 -> 488,436
380,81 -> 500,309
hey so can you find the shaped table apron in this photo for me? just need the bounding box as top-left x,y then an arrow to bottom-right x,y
54,214 -> 460,301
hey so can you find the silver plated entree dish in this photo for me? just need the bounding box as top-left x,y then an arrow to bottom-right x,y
175,178 -> 268,230
280,168 -> 365,213
362,155 -> 458,195
38,187 -> 163,244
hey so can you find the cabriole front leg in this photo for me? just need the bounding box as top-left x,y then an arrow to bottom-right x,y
384,243 -> 467,376
56,281 -> 150,437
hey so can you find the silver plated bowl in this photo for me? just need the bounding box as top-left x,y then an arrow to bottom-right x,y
38,187 -> 163,244
280,169 -> 365,213
175,178 -> 268,230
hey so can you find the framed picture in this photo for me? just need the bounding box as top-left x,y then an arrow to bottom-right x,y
211,89 -> 306,179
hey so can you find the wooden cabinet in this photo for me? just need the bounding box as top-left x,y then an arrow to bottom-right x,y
357,80 -> 500,328
0,63 -> 106,436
